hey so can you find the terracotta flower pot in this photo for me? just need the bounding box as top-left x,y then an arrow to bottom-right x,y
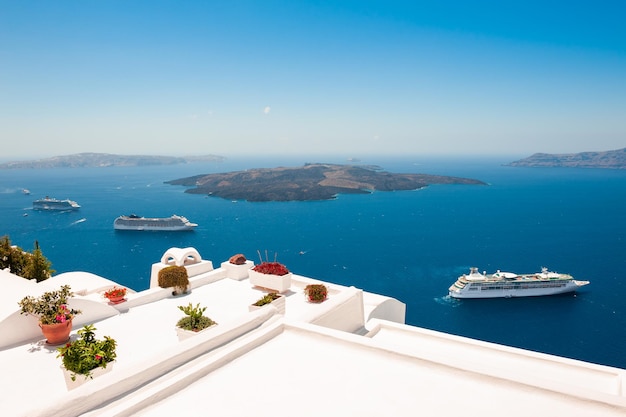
39,319 -> 72,345
106,295 -> 125,304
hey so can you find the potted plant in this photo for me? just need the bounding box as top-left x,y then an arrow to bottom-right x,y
103,286 -> 127,304
57,324 -> 117,389
158,265 -> 190,295
304,284 -> 328,303
249,292 -> 285,314
18,285 -> 82,345
248,251 -> 292,293
176,302 -> 217,341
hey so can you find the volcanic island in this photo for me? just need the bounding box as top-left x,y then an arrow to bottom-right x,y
166,163 -> 486,202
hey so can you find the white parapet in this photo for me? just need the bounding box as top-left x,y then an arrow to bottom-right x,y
363,291 -> 406,324
149,247 -> 215,289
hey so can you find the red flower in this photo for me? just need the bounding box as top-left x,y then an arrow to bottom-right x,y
104,286 -> 127,298
253,262 -> 290,276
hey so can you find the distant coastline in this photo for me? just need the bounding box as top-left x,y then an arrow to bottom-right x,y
0,152 -> 225,169
167,163 -> 486,202
507,148 -> 626,169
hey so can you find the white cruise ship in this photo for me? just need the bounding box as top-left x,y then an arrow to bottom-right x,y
113,214 -> 198,231
32,196 -> 80,211
449,267 -> 589,299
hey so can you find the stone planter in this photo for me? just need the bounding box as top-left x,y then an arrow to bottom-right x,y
249,294 -> 286,315
62,362 -> 114,390
248,270 -> 292,293
176,324 -> 217,342
220,260 -> 254,281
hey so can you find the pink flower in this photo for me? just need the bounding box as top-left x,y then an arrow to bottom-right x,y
59,305 -> 67,311
56,314 -> 66,323
95,354 -> 102,361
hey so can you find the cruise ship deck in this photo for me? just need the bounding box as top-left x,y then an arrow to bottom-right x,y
1,248 -> 625,417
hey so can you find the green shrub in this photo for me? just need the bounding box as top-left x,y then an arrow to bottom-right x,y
304,284 -> 328,303
1,236 -> 54,281
252,292 -> 281,306
176,303 -> 216,332
18,285 -> 81,325
57,325 -> 117,381
158,265 -> 189,294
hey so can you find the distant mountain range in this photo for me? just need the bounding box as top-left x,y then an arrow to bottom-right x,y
0,152 -> 225,169
507,148 -> 626,169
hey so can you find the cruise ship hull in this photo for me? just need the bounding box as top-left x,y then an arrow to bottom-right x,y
448,268 -> 589,299
114,224 -> 196,231
33,197 -> 80,211
113,215 -> 197,231
449,281 -> 586,299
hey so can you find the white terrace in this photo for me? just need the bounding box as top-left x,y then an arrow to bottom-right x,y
1,247 -> 625,417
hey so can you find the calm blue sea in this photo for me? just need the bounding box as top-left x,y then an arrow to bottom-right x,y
1,156 -> 625,368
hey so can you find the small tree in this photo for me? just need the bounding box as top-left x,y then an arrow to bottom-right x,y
0,235 -> 28,276
23,241 -> 54,282
0,235 -> 12,270
0,236 -> 53,280
157,265 -> 190,295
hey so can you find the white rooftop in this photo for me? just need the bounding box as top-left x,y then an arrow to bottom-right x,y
1,248 -> 625,417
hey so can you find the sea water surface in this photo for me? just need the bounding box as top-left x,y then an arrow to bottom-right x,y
1,156 -> 625,368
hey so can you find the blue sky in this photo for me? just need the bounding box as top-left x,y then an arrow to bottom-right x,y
1,1 -> 625,159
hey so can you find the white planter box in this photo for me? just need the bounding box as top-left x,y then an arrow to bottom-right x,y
248,294 -> 286,315
220,260 -> 254,280
248,270 -> 292,293
176,324 -> 217,342
62,362 -> 114,390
